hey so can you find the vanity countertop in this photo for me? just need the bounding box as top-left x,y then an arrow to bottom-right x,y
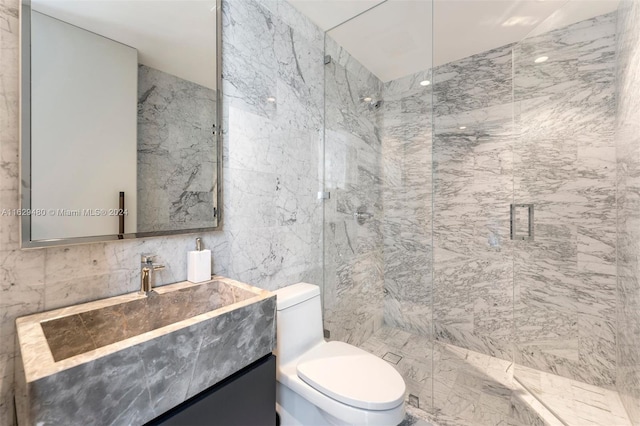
15,276 -> 276,426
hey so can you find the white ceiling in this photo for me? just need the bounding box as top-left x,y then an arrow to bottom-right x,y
31,0 -> 217,90
32,0 -> 618,88
289,0 -> 619,82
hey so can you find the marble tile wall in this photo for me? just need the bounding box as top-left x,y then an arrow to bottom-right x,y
431,12 -> 618,390
380,70 -> 433,337
615,0 -> 640,422
512,13 -> 617,388
137,64 -> 217,233
218,0 -> 325,289
0,0 -> 325,424
322,35 -> 386,346
432,43 -> 516,361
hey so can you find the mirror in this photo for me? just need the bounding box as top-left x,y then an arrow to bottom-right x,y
20,0 -> 221,248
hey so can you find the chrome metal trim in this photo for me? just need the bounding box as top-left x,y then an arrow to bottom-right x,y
214,0 -> 222,228
118,191 -> 125,236
19,1 -> 32,249
510,203 -> 534,241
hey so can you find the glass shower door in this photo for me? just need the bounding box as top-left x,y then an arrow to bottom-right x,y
321,0 -> 435,413
512,1 -> 618,411
429,30 -> 517,422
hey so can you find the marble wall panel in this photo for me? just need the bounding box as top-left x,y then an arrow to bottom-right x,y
615,0 -> 640,422
0,0 -> 325,424
380,70 -> 433,337
432,103 -> 515,360
513,12 -> 617,388
432,44 -> 513,117
137,65 -> 217,233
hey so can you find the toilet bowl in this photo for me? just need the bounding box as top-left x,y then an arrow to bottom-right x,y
274,283 -> 406,426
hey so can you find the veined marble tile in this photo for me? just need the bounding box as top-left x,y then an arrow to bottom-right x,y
0,0 -> 19,198
324,130 -> 360,187
0,190 -> 19,251
434,323 -> 513,362
380,66 -> 433,336
221,0 -> 279,120
433,44 -> 513,116
384,296 -> 433,338
224,168 -> 320,231
574,268 -> 616,319
0,250 -> 44,424
137,65 -> 217,233
516,364 -> 632,426
0,353 -> 15,426
273,29 -> 323,132
324,66 -> 382,150
514,13 -> 616,101
0,250 -> 45,355
261,0 -> 324,49
227,106 -> 320,179
324,302 -> 383,347
325,36 -> 384,100
224,224 -> 322,291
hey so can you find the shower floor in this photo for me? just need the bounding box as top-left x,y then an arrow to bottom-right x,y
515,365 -> 632,426
360,326 -> 632,426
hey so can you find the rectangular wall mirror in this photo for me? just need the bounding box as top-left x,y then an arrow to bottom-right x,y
20,0 -> 221,248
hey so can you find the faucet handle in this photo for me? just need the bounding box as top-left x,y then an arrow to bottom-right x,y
141,254 -> 156,264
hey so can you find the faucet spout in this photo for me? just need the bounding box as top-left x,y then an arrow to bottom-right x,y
140,255 -> 165,295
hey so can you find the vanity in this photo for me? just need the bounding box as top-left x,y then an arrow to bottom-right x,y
12,1 -> 276,423
14,277 -> 277,425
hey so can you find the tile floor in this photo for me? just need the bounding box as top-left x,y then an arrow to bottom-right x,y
516,365 -> 632,426
361,326 -> 632,426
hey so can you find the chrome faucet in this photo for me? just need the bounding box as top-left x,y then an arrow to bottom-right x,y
140,254 -> 165,295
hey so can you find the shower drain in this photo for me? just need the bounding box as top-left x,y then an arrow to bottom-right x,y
382,352 -> 402,364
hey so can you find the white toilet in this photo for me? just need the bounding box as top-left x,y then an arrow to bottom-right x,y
274,283 -> 406,426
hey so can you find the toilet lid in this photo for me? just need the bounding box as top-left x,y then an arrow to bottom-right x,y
296,341 -> 405,410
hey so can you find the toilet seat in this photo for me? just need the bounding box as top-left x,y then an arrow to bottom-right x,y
296,341 -> 405,411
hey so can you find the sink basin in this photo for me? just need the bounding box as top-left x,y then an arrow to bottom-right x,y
41,280 -> 257,361
15,276 -> 276,426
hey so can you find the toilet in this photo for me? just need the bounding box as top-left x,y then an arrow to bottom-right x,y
274,283 -> 406,426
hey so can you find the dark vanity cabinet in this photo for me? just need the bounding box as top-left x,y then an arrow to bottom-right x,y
147,355 -> 276,426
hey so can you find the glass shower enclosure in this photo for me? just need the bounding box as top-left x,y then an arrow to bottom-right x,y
321,0 -> 435,412
321,0 -> 631,424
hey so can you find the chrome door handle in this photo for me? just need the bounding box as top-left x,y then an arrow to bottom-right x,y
510,204 -> 534,241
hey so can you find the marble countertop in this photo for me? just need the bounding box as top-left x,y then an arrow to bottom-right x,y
17,276 -> 271,382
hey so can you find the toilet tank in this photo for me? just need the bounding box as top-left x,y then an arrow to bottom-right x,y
274,283 -> 324,365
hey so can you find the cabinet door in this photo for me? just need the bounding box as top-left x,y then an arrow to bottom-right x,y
148,355 -> 276,426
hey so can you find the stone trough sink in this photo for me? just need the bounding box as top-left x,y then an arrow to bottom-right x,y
15,276 -> 276,426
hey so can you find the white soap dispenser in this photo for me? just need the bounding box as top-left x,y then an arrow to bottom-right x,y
187,237 -> 211,283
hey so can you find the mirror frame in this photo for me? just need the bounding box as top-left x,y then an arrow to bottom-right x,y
19,0 -> 222,248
